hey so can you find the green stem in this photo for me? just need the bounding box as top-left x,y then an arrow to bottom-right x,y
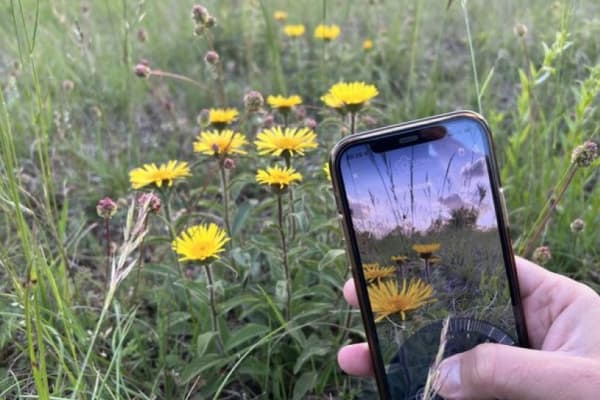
218,161 -> 232,238
350,112 -> 357,135
461,0 -> 482,114
150,70 -> 208,91
277,194 -> 292,320
518,162 -> 579,257
283,153 -> 296,239
204,264 -> 224,353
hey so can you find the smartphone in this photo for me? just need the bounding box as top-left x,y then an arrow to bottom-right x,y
330,111 -> 529,399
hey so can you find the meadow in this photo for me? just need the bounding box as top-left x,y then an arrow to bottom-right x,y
0,0 -> 599,399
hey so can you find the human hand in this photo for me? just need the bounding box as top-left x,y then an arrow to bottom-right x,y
337,257 -> 600,399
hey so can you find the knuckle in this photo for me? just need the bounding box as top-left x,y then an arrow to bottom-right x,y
468,343 -> 499,389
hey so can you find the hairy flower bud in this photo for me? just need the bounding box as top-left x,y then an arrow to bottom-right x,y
137,28 -> 148,43
62,80 -> 74,92
191,5 -> 209,24
243,90 -> 264,112
223,158 -> 236,170
97,197 -> 117,219
305,118 -> 317,130
514,23 -> 528,38
137,192 -> 161,213
204,50 -> 220,65
532,246 -> 552,265
570,218 -> 585,234
571,141 -> 598,167
134,62 -> 151,78
262,114 -> 275,129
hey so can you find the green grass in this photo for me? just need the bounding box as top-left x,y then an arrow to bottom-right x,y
0,0 -> 599,398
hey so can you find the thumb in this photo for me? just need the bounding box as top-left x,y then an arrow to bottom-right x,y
434,343 -> 600,400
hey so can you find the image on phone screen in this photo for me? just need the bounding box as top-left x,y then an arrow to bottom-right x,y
337,117 -> 520,399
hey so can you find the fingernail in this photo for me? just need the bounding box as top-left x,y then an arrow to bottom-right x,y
434,356 -> 461,397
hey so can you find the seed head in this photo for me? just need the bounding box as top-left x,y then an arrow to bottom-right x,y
204,50 -> 220,65
97,197 -> 118,219
571,141 -> 598,167
137,192 -> 161,213
570,218 -> 585,234
532,246 -> 552,265
244,90 -> 264,112
514,23 -> 528,38
223,158 -> 236,170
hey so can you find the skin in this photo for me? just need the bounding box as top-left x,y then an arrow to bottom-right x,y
337,257 -> 600,399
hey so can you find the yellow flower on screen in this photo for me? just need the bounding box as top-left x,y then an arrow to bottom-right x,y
363,39 -> 373,50
363,264 -> 395,283
412,243 -> 441,260
208,108 -> 238,128
368,278 -> 435,322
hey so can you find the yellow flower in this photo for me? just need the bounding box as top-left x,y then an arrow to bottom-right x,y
273,10 -> 288,21
256,165 -> 302,189
363,39 -> 373,50
172,223 -> 230,263
391,255 -> 408,265
412,243 -> 441,259
208,108 -> 238,127
129,160 -> 191,189
267,94 -> 303,110
368,278 -> 435,322
323,162 -> 331,181
255,126 -> 318,157
193,129 -> 248,156
363,263 -> 395,283
314,24 -> 341,41
283,24 -> 305,37
321,81 -> 379,113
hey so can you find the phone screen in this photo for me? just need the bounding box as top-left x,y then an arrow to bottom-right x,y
336,116 -> 521,399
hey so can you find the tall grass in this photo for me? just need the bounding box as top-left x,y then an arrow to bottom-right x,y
0,0 -> 599,398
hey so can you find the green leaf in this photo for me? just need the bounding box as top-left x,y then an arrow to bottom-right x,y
196,331 -> 216,358
293,344 -> 330,374
292,371 -> 318,400
231,200 -> 254,236
318,249 -> 347,270
225,323 -> 270,352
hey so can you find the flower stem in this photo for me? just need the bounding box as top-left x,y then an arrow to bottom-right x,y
204,263 -> 224,353
218,160 -> 232,238
277,193 -> 292,320
350,112 -> 357,135
149,70 -> 208,91
104,218 -> 111,291
517,162 -> 579,257
283,153 -> 296,239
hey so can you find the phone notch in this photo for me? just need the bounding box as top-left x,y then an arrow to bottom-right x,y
369,125 -> 447,153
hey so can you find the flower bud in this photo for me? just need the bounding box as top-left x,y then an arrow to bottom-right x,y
244,90 -> 264,112
223,158 -> 236,170
532,246 -> 552,265
62,80 -> 74,92
262,114 -> 275,129
570,218 -> 585,234
305,118 -> 317,130
137,28 -> 148,43
204,50 -> 220,65
191,5 -> 209,24
571,141 -> 598,167
96,197 -> 118,219
134,63 -> 151,78
137,192 -> 161,213
294,106 -> 306,120
205,15 -> 217,28
514,23 -> 528,38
